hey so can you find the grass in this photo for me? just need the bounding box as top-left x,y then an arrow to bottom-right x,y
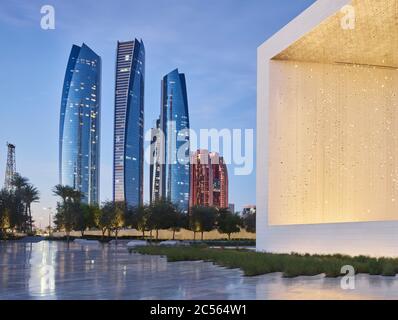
132,246 -> 398,278
196,240 -> 255,247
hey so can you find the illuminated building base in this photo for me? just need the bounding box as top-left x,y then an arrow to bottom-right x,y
257,0 -> 398,257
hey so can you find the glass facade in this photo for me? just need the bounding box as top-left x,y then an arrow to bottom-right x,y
59,43 -> 101,204
113,39 -> 145,207
160,69 -> 190,213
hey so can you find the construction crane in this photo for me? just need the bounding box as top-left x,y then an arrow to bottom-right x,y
4,142 -> 16,190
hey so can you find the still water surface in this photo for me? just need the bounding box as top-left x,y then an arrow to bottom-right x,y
1,241 -> 397,300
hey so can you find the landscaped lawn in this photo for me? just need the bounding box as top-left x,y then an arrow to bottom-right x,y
132,246 -> 398,278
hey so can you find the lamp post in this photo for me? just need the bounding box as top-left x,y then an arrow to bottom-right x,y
43,207 -> 53,237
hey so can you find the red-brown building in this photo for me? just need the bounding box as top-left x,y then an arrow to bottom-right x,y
190,149 -> 228,209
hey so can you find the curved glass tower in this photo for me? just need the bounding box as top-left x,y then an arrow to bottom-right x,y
59,43 -> 101,204
160,69 -> 190,213
113,39 -> 145,207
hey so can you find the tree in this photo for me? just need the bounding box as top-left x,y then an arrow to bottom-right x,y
21,184 -> 40,233
169,210 -> 188,240
98,205 -> 111,240
148,199 -> 177,240
11,173 -> 29,191
190,206 -> 217,240
74,203 -> 89,237
131,204 -> 150,239
0,210 -> 10,238
73,203 -> 100,237
70,190 -> 84,203
53,185 -> 82,204
11,173 -> 30,233
53,184 -> 81,241
217,209 -> 242,240
112,202 -> 126,240
54,202 -> 74,242
123,205 -> 135,229
243,210 -> 256,233
0,177 -> 39,236
53,184 -> 72,204
88,204 -> 101,230
0,189 -> 12,238
5,189 -> 24,234
100,201 -> 126,240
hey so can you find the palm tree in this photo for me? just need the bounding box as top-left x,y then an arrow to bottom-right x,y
11,173 -> 29,232
70,190 -> 83,204
11,173 -> 29,191
22,184 -> 40,233
53,184 -> 83,241
0,188 -> 12,238
53,184 -> 74,205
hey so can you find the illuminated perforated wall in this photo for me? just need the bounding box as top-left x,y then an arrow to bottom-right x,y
269,60 -> 398,225
257,0 -> 398,256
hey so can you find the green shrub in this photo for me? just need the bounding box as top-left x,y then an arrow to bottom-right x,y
367,259 -> 382,275
133,246 -> 398,278
381,262 -> 396,277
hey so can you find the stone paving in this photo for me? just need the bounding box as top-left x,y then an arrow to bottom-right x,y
1,241 -> 398,300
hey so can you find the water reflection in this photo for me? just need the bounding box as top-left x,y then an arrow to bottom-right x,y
1,241 -> 398,300
28,242 -> 56,298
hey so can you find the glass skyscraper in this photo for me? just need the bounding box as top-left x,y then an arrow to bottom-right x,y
158,69 -> 190,213
59,43 -> 101,204
113,39 -> 145,207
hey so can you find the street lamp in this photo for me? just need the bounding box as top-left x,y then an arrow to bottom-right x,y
43,207 -> 53,237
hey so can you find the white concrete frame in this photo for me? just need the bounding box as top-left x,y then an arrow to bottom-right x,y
257,0 -> 398,257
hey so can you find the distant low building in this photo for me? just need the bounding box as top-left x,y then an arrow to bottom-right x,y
242,205 -> 256,216
228,203 -> 235,214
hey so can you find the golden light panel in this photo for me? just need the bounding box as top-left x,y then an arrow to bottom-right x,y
268,0 -> 398,225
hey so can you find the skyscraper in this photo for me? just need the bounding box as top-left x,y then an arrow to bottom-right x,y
150,118 -> 162,203
113,39 -> 145,207
157,69 -> 190,212
190,150 -> 229,209
212,153 -> 228,208
59,43 -> 101,204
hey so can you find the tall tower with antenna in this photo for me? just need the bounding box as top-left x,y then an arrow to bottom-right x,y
4,143 -> 16,190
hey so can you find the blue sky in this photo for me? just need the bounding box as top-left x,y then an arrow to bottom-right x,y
0,0 -> 315,227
